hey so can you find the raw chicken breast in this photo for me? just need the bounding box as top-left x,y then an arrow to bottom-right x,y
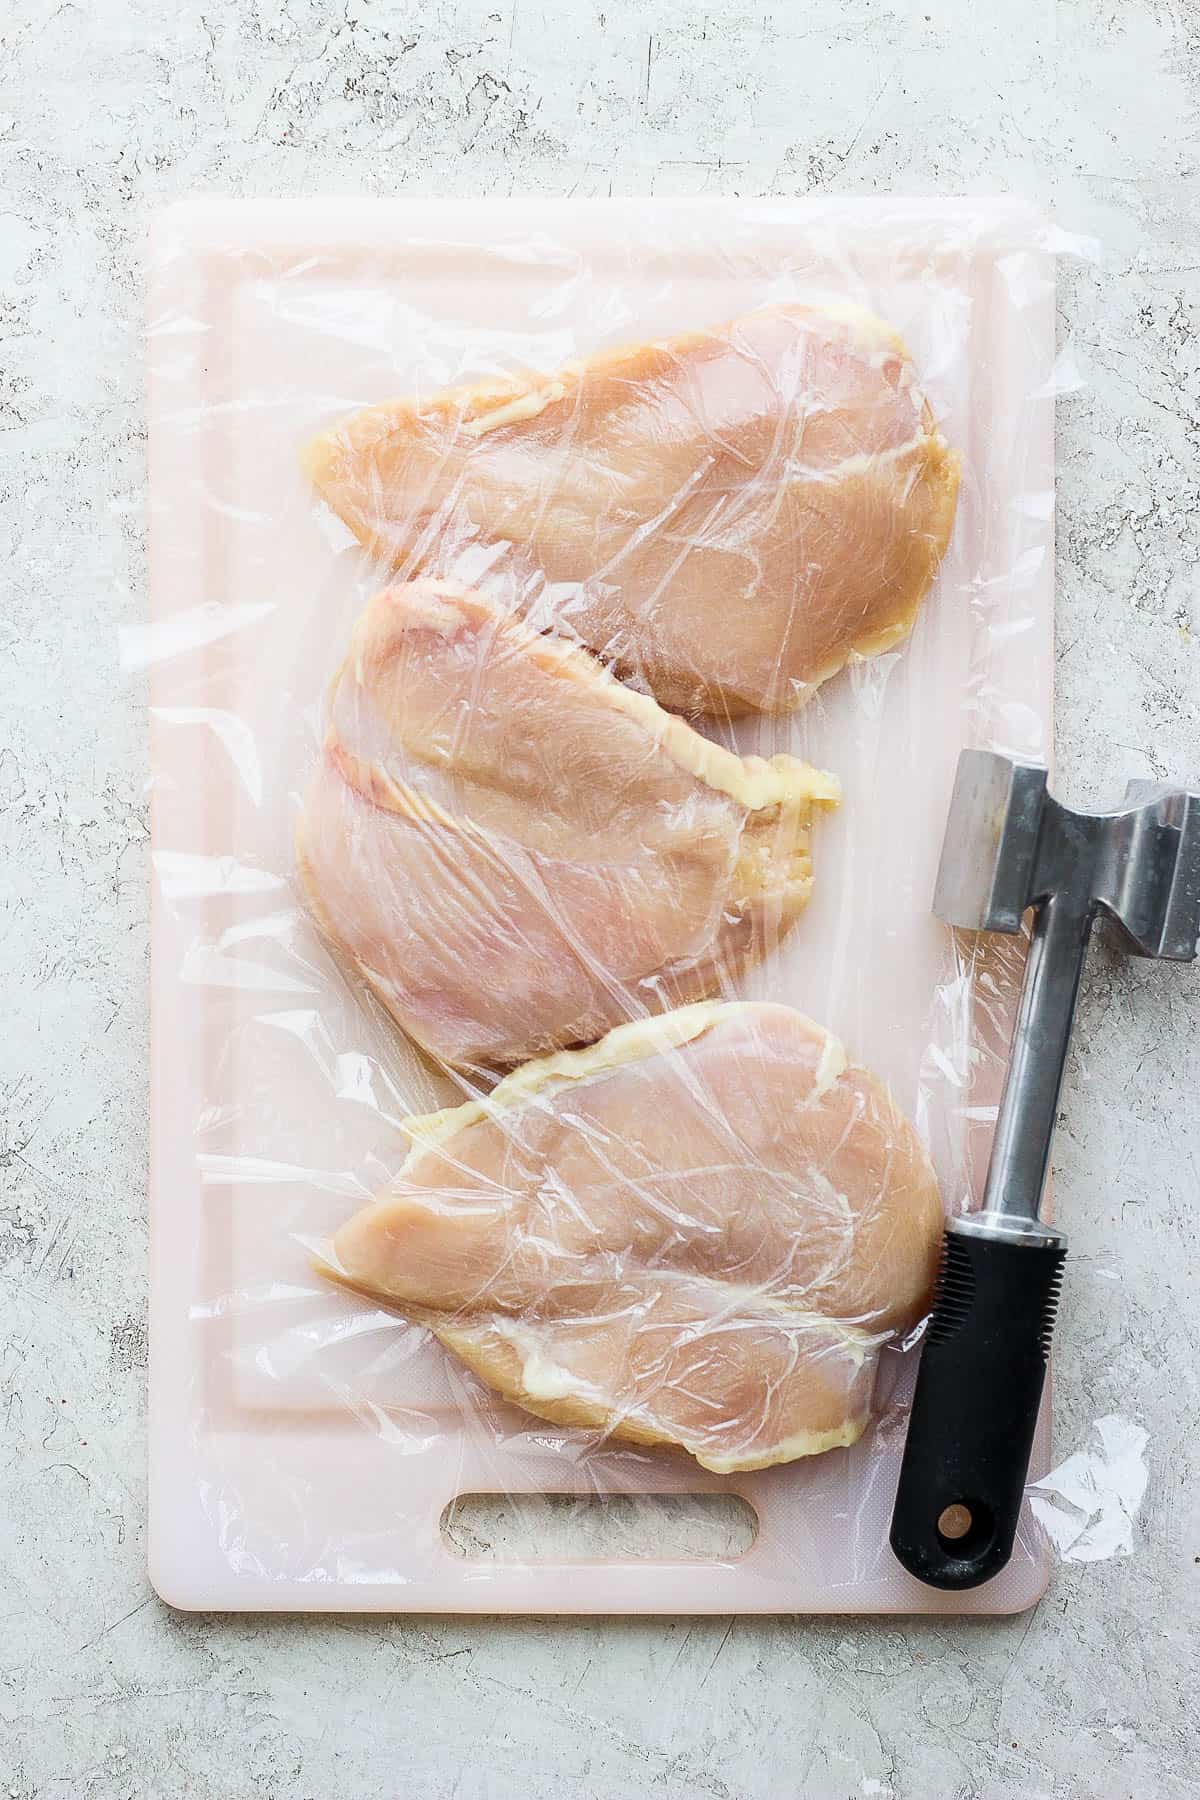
301,304 -> 960,716
297,582 -> 838,1072
327,1002 -> 943,1473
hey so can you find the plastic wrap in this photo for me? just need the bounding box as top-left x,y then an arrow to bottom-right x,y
144,197 -> 1078,1613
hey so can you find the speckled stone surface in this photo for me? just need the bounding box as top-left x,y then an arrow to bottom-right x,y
3,2 -> 1199,1795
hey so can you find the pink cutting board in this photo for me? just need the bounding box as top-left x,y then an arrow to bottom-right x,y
146,197 -> 1055,1613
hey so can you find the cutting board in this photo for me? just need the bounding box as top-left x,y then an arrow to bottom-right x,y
146,196 -> 1055,1612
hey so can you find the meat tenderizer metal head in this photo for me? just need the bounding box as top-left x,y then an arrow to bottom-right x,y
890,749 -> 1200,1590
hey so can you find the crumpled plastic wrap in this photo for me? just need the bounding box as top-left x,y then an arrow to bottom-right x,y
141,196 -> 1118,1614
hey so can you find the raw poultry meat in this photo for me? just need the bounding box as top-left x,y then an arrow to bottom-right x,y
296,582 -> 838,1072
301,303 -> 960,716
326,1001 -> 943,1473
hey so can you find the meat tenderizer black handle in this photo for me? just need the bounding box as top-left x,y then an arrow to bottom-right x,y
889,1227 -> 1066,1590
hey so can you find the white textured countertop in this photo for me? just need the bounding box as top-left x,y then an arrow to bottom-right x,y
3,2 -> 1198,1795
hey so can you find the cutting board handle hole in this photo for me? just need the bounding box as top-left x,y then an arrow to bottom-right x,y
440,1491 -> 758,1563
